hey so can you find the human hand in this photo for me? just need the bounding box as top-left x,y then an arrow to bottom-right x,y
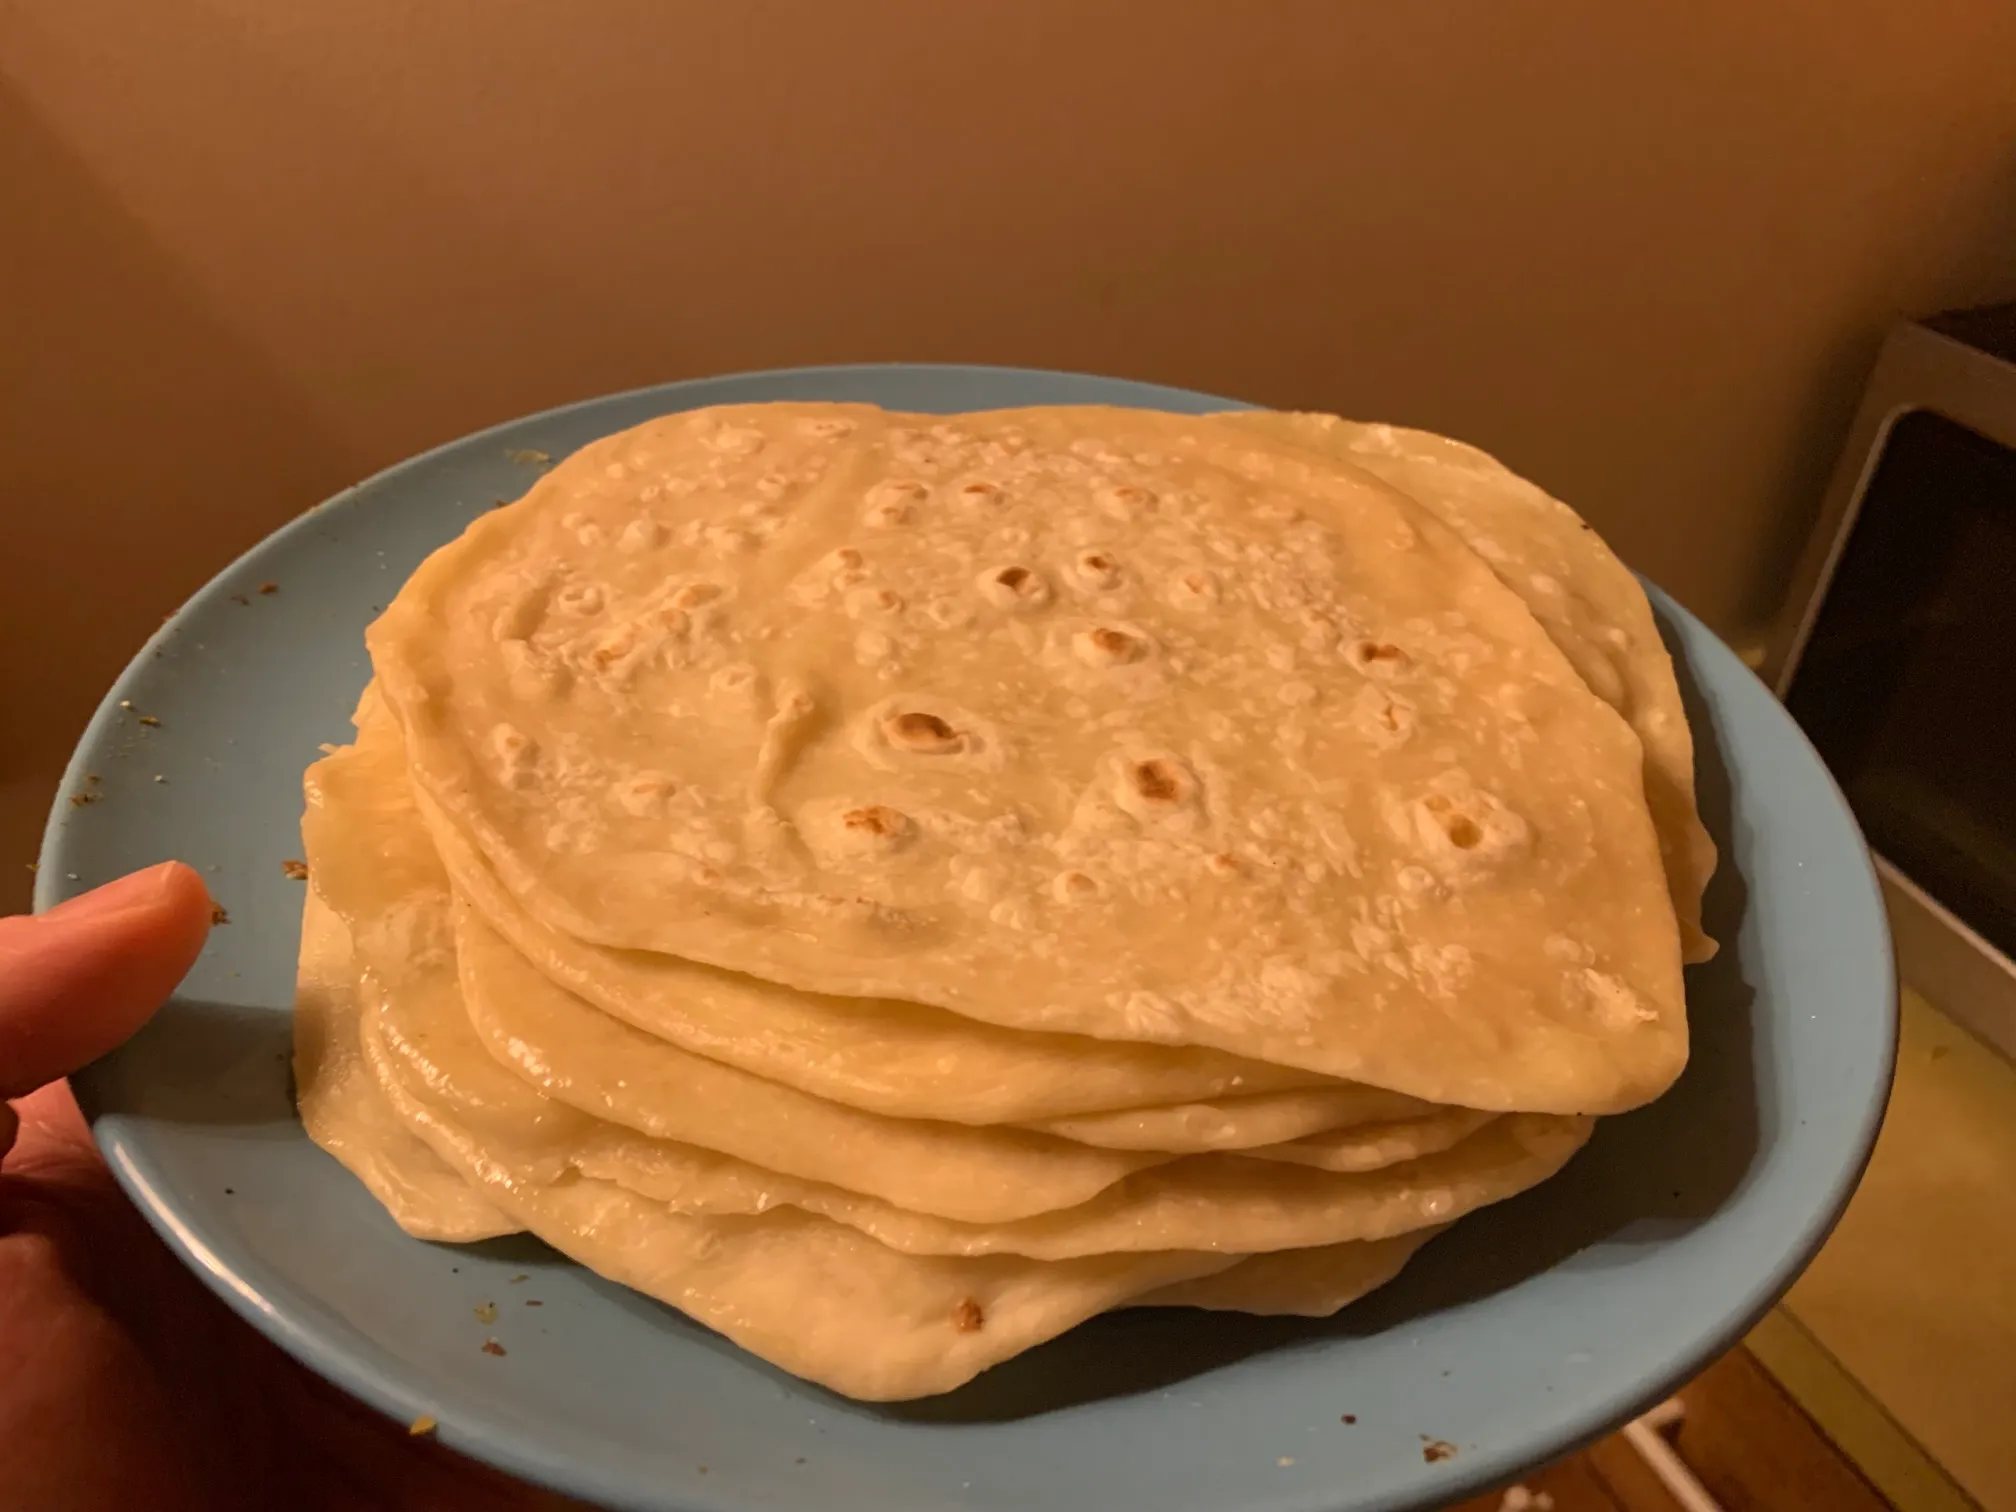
1,863 -> 587,1512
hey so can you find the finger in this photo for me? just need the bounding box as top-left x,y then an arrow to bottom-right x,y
0,863 -> 214,1099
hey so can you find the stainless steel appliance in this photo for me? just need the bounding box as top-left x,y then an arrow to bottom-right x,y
1764,304 -> 2016,1061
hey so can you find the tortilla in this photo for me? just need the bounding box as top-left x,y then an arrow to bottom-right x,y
457,905 -> 1167,1222
357,954 -> 1237,1402
1240,1106 -> 1499,1173
1022,1084 -> 1437,1153
369,403 -> 1685,1112
1136,1228 -> 1440,1316
582,1113 -> 1592,1261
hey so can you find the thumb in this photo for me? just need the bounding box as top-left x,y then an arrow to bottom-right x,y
0,862 -> 215,1099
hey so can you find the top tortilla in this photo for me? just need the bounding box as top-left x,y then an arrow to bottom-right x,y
370,403 -> 1686,1113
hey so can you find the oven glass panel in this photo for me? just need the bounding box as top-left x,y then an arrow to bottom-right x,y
1787,408 -> 2016,959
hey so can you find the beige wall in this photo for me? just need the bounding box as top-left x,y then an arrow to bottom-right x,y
6,0 -> 2016,908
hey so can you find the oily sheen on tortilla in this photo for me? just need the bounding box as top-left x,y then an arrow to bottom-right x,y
1135,1227 -> 1444,1317
1241,1106 -> 1501,1174
1020,1084 -> 1440,1153
580,1114 -> 1591,1262
293,888 -> 515,1242
310,725 -> 1177,1225
307,724 -> 1582,1250
293,859 -> 1486,1389
367,404 -> 1688,1114
304,782 -> 1449,1399
330,686 -> 1320,1125
455,908 -> 1168,1223
355,964 -> 1236,1402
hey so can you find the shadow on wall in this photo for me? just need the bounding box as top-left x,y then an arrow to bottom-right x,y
0,85 -> 354,908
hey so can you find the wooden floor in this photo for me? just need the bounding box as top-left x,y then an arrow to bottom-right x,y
1447,1346 -> 1896,1512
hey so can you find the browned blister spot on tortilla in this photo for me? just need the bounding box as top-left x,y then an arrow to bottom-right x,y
1349,639 -> 1409,676
842,806 -> 911,839
979,563 -> 1052,611
849,587 -> 904,618
884,711 -> 965,755
1072,551 -> 1124,590
1167,568 -> 1218,611
1075,626 -> 1149,667
1131,759 -> 1184,803
1050,869 -> 1103,903
1422,796 -> 1483,851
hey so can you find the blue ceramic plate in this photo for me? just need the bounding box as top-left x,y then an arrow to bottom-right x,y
44,365 -> 1896,1512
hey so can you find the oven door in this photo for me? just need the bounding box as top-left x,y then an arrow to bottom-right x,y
1771,312 -> 2016,1061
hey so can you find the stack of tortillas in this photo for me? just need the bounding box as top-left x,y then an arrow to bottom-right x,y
294,403 -> 1714,1401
